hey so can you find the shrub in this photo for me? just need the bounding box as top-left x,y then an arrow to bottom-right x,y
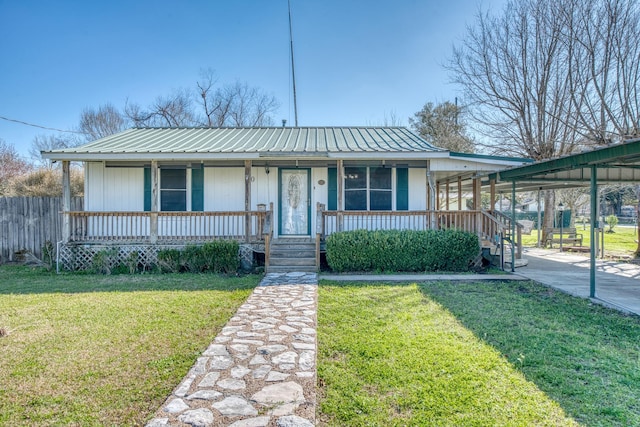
157,249 -> 182,273
606,214 -> 619,233
156,241 -> 240,274
41,241 -> 55,271
326,229 -> 479,273
182,245 -> 206,272
201,240 -> 240,273
91,248 -> 118,275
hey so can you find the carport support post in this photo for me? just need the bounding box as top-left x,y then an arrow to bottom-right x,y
511,181 -> 516,272
590,166 -> 597,298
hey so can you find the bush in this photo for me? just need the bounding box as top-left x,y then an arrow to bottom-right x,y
201,240 -> 240,274
157,249 -> 182,273
326,229 -> 480,273
157,241 -> 240,274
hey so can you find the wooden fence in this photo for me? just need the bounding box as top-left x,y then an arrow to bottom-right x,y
0,196 -> 83,262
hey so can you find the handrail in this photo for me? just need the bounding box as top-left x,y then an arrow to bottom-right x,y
489,210 -> 523,259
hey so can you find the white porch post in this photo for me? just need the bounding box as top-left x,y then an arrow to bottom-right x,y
337,159 -> 343,232
62,161 -> 71,243
150,160 -> 158,244
245,160 -> 252,242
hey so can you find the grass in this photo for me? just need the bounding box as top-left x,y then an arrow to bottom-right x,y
521,225 -> 639,256
317,280 -> 640,426
0,266 -> 259,426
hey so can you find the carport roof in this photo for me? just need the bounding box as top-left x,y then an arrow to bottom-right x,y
486,138 -> 640,192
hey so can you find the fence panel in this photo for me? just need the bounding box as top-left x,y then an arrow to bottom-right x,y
0,196 -> 83,262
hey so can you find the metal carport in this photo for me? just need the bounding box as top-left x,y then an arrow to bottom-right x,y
486,138 -> 640,297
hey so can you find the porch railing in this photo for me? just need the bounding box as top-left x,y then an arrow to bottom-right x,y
68,210 -> 271,244
319,209 -> 489,237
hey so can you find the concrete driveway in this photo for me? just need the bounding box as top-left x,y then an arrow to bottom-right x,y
517,248 -> 640,315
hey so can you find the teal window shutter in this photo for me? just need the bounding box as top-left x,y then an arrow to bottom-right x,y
396,168 -> 408,211
143,167 -> 151,212
191,167 -> 204,212
327,167 -> 337,211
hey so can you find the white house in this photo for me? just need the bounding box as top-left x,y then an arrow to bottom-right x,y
43,126 -> 529,271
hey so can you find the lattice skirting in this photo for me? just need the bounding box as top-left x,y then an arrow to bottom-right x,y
57,243 -> 257,272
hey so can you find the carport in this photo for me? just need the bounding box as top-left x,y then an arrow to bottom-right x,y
487,138 -> 640,298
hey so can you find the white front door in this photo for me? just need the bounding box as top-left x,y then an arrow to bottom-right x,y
279,169 -> 310,236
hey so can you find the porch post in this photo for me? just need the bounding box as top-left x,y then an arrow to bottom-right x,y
457,177 -> 462,210
337,159 -> 344,232
472,178 -> 481,210
62,161 -> 71,243
436,182 -> 440,210
245,160 -> 252,243
426,161 -> 431,210
445,180 -> 450,211
150,160 -> 158,244
489,179 -> 496,211
473,177 -> 482,236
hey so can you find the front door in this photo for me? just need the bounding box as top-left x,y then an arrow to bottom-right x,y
279,169 -> 310,236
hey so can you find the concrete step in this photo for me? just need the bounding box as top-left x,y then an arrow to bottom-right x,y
266,265 -> 317,273
270,244 -> 316,251
269,257 -> 316,267
270,249 -> 316,257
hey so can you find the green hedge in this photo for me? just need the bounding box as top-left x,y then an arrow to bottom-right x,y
157,241 -> 240,274
326,229 -> 480,273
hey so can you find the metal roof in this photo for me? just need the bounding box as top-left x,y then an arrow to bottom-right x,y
486,138 -> 640,192
42,127 -> 448,161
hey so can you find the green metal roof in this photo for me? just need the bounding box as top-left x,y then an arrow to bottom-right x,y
42,127 -> 449,161
487,138 -> 640,191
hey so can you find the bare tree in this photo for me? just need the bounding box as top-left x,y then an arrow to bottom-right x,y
196,70 -> 279,127
79,103 -> 128,141
449,0 -> 583,235
409,101 -> 474,153
565,0 -> 640,143
29,134 -> 77,168
125,89 -> 196,127
0,139 -> 32,195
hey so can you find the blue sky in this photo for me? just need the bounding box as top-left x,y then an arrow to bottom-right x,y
0,0 -> 505,156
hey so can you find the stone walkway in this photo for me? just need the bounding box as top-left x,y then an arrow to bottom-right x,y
146,273 -> 318,427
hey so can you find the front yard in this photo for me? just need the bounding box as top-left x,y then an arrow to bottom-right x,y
0,266 -> 258,425
317,281 -> 640,426
2,267 -> 640,426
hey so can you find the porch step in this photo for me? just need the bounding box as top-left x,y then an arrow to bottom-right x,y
267,239 -> 317,273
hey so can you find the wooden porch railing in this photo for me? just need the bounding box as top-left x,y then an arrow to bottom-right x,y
68,210 -> 271,244
320,209 -> 490,237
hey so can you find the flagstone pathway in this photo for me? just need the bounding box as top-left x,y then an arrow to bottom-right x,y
145,272 -> 318,427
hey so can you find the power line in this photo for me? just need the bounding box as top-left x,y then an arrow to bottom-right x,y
0,115 -> 86,134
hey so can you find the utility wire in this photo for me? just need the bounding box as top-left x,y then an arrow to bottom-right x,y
0,115 -> 87,134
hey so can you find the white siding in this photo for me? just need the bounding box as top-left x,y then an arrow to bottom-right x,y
204,167 -> 244,211
84,162 -> 143,211
85,162 -> 104,211
408,168 -> 427,210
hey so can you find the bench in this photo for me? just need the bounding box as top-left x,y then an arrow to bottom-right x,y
544,227 -> 583,248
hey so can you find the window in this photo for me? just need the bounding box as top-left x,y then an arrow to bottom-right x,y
344,167 -> 392,210
160,169 -> 187,211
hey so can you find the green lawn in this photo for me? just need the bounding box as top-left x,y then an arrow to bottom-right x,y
522,225 -> 639,256
0,266 -> 259,426
318,281 -> 640,426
